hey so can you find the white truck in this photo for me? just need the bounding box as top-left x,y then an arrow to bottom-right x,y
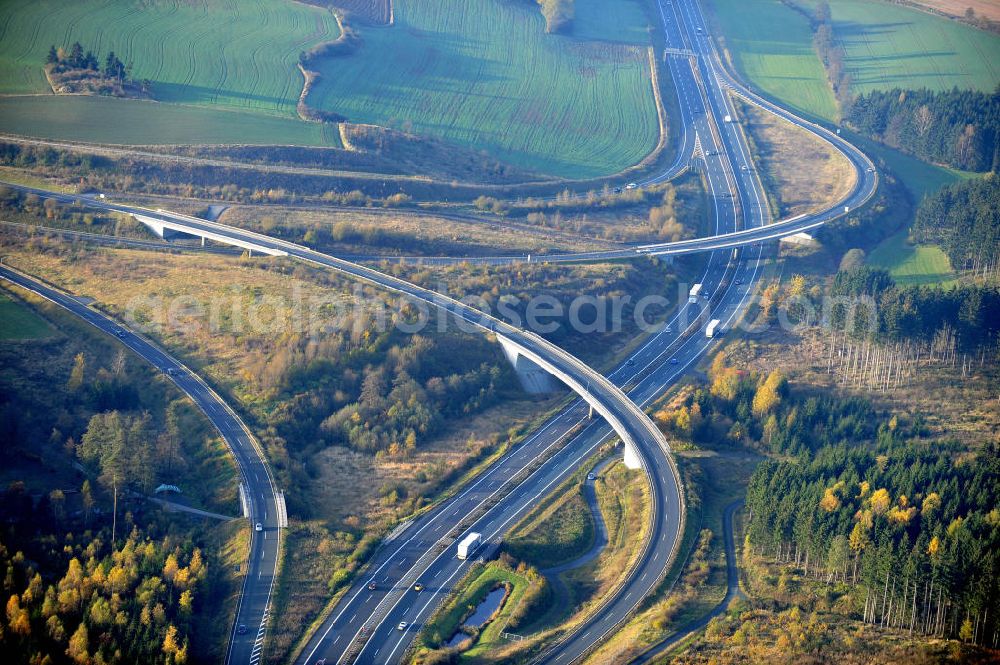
456,532 -> 482,560
706,319 -> 722,338
688,283 -> 703,304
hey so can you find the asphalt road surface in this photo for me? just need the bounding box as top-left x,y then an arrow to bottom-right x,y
0,265 -> 282,665
0,0 -> 876,658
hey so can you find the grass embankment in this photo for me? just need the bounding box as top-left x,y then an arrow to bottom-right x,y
416,560 -> 543,661
506,481 -> 595,569
554,461 -> 651,626
415,456 -> 650,662
307,0 -> 660,177
736,100 -> 856,219
582,445 -> 758,664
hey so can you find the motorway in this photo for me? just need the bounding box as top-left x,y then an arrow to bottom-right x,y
0,178 -> 684,665
298,0 -> 771,661
0,0 -> 876,661
0,265 -> 282,665
0,104 -> 750,665
294,0 -> 876,661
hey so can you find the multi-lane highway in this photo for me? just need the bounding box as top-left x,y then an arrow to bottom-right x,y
296,0 -> 775,660
296,0 -> 875,661
0,265 -> 282,665
0,180 -> 684,665
0,0 -> 876,660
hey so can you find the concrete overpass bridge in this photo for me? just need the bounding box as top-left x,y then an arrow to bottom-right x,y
496,333 -> 644,469
120,198 -> 666,480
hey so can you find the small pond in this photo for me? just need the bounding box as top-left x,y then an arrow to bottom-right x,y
445,586 -> 509,648
466,587 -> 507,628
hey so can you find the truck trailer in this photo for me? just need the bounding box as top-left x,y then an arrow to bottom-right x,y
688,283 -> 703,303
706,319 -> 721,338
456,532 -> 482,560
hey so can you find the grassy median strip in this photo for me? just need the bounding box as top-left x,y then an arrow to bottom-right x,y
412,559 -> 550,663
505,481 -> 595,569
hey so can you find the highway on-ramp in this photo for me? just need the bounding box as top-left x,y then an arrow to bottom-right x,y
0,265 -> 283,665
0,0 -> 878,659
0,180 -> 684,665
306,0 -> 877,660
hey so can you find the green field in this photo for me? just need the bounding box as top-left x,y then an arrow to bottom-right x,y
0,290 -> 53,340
0,0 -> 659,175
307,0 -> 660,177
712,0 -> 1000,122
793,0 -> 1000,96
0,0 -> 340,115
710,0 -> 988,271
712,0 -> 839,121
710,0 -> 984,200
867,229 -> 957,286
0,95 -> 340,146
0,0 -> 343,145
506,483 -> 595,569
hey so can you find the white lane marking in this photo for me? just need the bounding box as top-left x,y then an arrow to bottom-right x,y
330,417 -> 584,665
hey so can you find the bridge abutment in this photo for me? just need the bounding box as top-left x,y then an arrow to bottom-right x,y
497,335 -> 557,394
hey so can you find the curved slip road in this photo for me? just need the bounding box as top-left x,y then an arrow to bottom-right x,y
0,180 -> 682,665
632,500 -> 745,664
0,0 -> 877,657
0,265 -> 282,665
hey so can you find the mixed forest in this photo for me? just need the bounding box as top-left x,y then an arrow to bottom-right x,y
0,293 -> 237,664
656,348 -> 1000,649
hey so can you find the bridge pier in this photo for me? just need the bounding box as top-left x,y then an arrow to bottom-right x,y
497,335 -> 556,394
623,442 -> 642,470
496,335 -> 643,470
136,215 -> 167,239
131,213 -> 288,257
